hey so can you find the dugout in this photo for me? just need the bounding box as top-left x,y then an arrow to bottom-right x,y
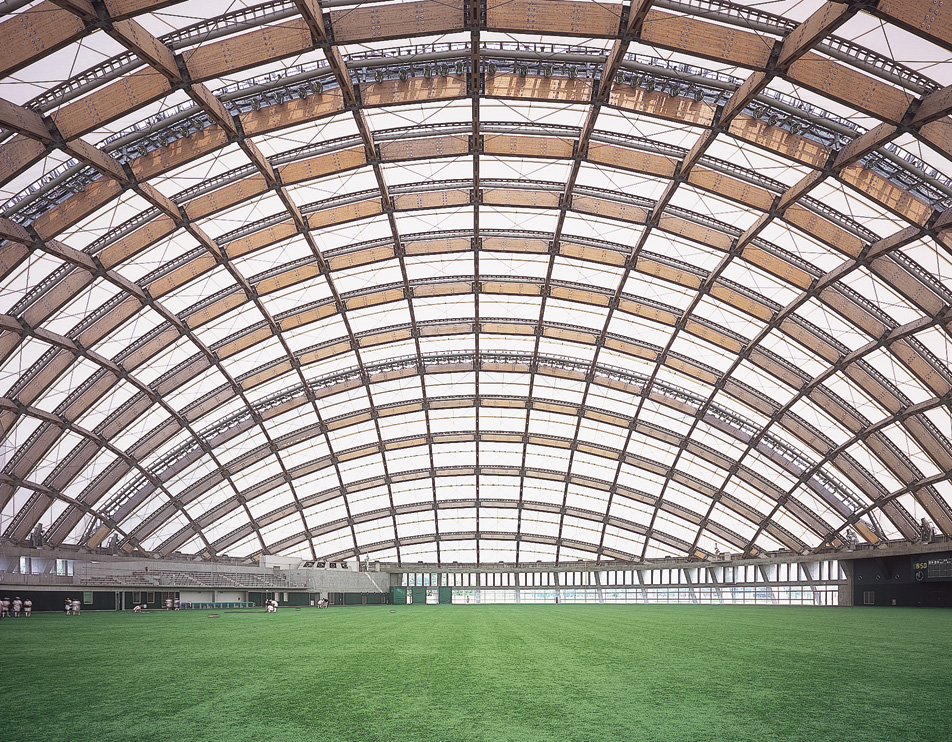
0,589 -> 117,612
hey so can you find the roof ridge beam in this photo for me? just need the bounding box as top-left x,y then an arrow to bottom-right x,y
294,0 -> 329,45
107,17 -> 183,82
625,0 -> 654,37
48,0 -> 96,21
776,1 -> 865,70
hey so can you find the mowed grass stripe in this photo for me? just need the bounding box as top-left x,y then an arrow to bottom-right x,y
0,605 -> 948,741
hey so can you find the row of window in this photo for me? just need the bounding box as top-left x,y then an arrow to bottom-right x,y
445,587 -> 841,606
401,562 -> 844,588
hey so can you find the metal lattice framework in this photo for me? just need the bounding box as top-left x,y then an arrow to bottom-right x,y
0,0 -> 951,564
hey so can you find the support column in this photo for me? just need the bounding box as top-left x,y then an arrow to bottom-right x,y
838,560 -> 855,606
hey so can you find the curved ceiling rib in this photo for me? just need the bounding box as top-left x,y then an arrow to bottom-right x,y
1,0 -> 951,564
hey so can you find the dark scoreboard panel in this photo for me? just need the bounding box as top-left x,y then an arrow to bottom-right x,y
913,553 -> 952,582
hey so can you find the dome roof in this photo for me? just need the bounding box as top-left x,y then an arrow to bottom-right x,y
1,0 -> 950,562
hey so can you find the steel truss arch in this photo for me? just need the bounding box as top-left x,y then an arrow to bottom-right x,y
2,0 -> 952,564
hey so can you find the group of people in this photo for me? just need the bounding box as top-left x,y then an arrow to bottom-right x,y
265,598 -> 279,613
316,598 -> 329,608
163,597 -> 181,610
64,598 -> 82,616
0,596 -> 32,618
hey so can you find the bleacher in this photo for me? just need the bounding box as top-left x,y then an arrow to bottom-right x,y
126,569 -> 299,589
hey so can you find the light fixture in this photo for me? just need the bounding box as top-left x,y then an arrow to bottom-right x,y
423,66 -> 432,78
487,62 -> 497,76
156,134 -> 168,147
518,64 -> 528,77
693,88 -> 704,102
136,144 -> 148,158
175,125 -> 189,138
543,65 -> 552,78
375,69 -> 384,83
615,71 -> 625,84
788,120 -> 802,135
568,66 -> 578,79
630,75 -> 642,88
455,60 -> 464,75
644,78 -> 655,92
399,69 -> 409,82
767,113 -> 779,126
669,85 -> 681,98
312,80 -> 323,94
750,104 -> 764,119
250,97 -> 260,111
438,64 -> 448,76
274,89 -> 285,104
296,85 -> 309,99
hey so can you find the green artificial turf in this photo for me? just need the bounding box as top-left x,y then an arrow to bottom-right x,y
0,604 -> 948,741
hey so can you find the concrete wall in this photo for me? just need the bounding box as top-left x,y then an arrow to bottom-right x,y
289,569 -> 391,594
210,590 -> 245,602
179,590 -> 214,602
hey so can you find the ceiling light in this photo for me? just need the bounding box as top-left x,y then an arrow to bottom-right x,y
568,66 -> 578,79
543,65 -> 552,78
375,69 -> 384,83
399,69 -> 409,82
693,89 -> 704,102
518,64 -> 528,78
487,62 -> 497,76
455,60 -> 465,75
312,80 -> 323,94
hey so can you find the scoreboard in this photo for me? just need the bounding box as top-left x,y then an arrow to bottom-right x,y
913,553 -> 952,582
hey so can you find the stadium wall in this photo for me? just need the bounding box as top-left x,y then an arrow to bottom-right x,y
852,552 -> 951,607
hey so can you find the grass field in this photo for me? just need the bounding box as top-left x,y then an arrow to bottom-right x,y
0,604 -> 948,741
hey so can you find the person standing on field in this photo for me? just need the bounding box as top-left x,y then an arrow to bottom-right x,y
23,598 -> 32,617
12,597 -> 21,617
71,598 -> 81,616
65,597 -> 72,615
